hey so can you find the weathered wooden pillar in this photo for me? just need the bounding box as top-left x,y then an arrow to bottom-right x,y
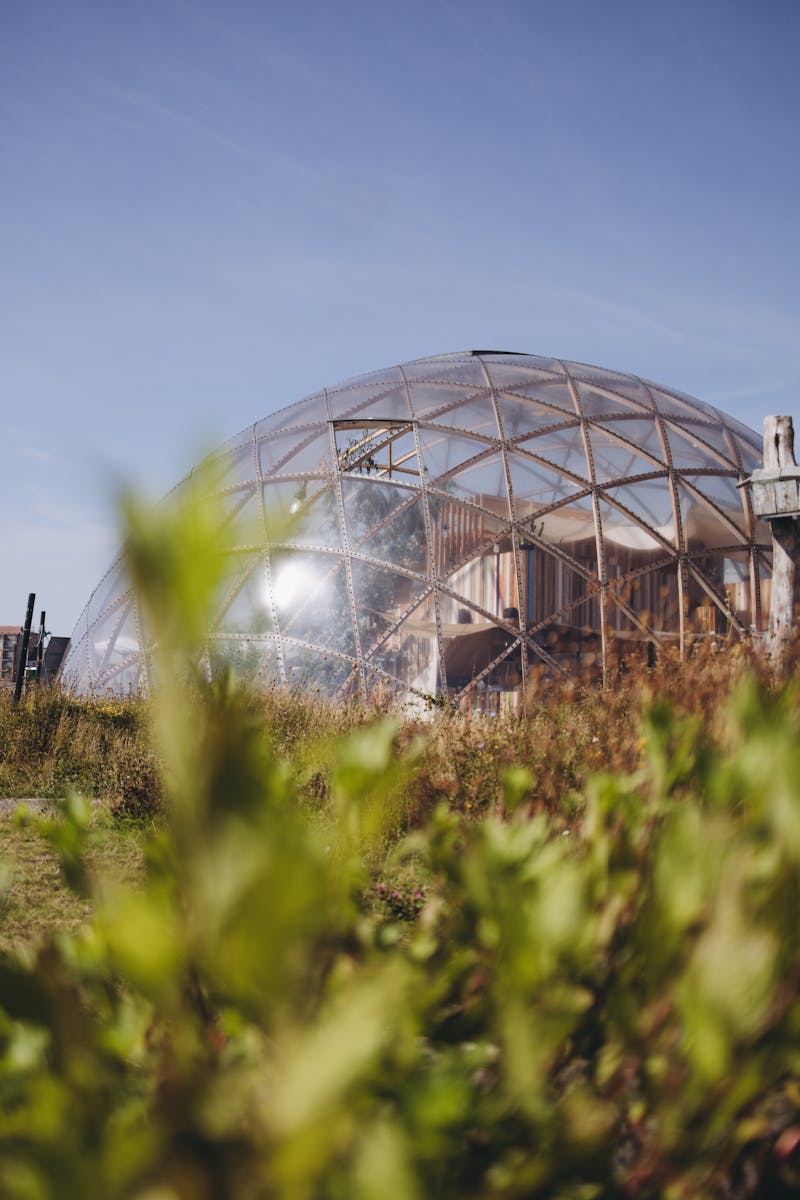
744,416 -> 800,674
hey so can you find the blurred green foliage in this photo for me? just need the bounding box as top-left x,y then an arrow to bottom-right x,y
2,481 -> 800,1197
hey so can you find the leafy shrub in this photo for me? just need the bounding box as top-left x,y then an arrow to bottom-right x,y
1,476 -> 800,1196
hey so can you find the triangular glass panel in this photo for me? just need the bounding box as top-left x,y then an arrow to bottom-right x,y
531,491 -> 596,549
483,358 -> 565,389
585,425 -> 666,484
217,488 -> 262,550
521,543 -> 596,632
663,420 -> 737,469
428,496 -> 507,579
104,658 -> 145,696
597,489 -> 675,555
329,379 -> 411,423
367,597 -> 439,694
607,561 -> 681,635
422,394 -> 500,439
272,551 -> 356,656
403,354 -> 488,390
500,377 -> 578,417
679,474 -> 748,539
208,636 -> 282,686
569,364 -> 656,409
358,496 -> 429,574
342,477 -> 417,547
496,392 -> 573,441
258,428 -> 332,478
215,561 -> 276,635
282,642 -> 356,693
592,416 -> 666,466
409,380 -> 492,421
442,542 -> 519,622
261,479 -> 340,547
576,381 -> 647,420
254,392 -> 328,436
434,452 -> 509,515
516,425 -> 590,484
507,450 -> 587,519
418,427 -> 494,481
89,597 -> 141,681
215,440 -> 258,489
350,558 -> 429,653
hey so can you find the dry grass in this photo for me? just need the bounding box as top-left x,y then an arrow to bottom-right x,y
0,806 -> 146,952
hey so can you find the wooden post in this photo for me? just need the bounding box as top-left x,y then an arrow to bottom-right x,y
762,417 -> 800,673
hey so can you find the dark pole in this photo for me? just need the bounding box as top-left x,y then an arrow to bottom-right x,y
36,610 -> 46,681
13,593 -> 36,704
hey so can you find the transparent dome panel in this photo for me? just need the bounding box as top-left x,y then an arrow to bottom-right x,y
208,636 -> 281,686
600,478 -> 676,547
593,416 -> 666,465
358,495 -> 428,573
418,428 -> 495,481
420,394 -> 499,438
350,559 -> 429,653
271,551 -> 355,656
215,560 -> 275,635
586,426 -> 666,485
282,642 -> 355,693
342,477 -> 417,547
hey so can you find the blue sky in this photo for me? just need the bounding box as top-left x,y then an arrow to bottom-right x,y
2,0 -> 799,633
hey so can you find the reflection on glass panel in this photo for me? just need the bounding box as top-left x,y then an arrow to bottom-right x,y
350,561 -> 429,657
592,417 -> 666,466
496,393 -> 572,440
342,477 -> 416,546
614,564 -> 681,634
517,425 -> 589,482
330,380 -> 411,423
653,385 -> 721,422
403,355 -> 487,389
271,551 -> 356,656
507,451 -> 584,520
208,637 -> 281,686
483,358 -> 565,387
423,395 -> 499,438
88,598 -> 141,683
443,546 -> 518,621
665,421 -> 734,467
261,480 -> 341,548
216,561 -> 275,635
586,426 -> 662,485
358,496 -> 428,572
418,427 -> 492,480
350,558 -> 429,653
530,491 -> 596,547
600,478 -> 675,547
428,495 -> 507,578
576,383 -> 640,419
254,393 -> 327,436
675,480 -> 747,548
283,642 -> 355,693
502,379 -> 577,416
439,453 -> 508,514
259,429 -> 332,477
681,473 -> 746,530
367,626 -> 438,695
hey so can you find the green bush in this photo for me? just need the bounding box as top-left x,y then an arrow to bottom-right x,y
1,477 -> 800,1197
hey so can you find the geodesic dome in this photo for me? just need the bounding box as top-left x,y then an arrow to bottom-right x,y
62,351 -> 771,709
